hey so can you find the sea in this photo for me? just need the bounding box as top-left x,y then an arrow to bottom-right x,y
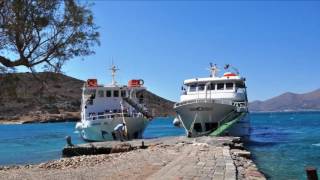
0,112 -> 319,179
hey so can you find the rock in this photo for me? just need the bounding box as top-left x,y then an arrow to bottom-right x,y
232,150 -> 251,158
110,143 -> 133,153
232,137 -> 241,143
245,170 -> 266,180
233,143 -> 244,149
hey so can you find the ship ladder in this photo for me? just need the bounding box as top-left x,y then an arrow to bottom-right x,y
122,97 -> 153,119
209,110 -> 245,136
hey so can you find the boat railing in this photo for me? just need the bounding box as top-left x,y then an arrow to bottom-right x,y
86,112 -> 143,121
174,98 -> 234,108
233,101 -> 248,112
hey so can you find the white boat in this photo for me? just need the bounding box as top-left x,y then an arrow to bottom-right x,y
173,63 -> 250,138
76,65 -> 151,141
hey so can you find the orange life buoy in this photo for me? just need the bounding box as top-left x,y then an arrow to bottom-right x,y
87,79 -> 97,87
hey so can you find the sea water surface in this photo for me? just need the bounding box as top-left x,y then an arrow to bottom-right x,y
0,112 -> 319,179
247,112 -> 320,180
0,118 -> 184,165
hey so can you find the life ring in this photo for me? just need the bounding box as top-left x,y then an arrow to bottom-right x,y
87,79 -> 97,87
139,79 -> 144,85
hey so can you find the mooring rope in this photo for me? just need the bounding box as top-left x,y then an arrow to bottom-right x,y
188,112 -> 198,135
120,100 -> 128,139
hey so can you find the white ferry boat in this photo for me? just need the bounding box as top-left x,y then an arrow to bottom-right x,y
76,65 -> 151,141
173,63 -> 250,137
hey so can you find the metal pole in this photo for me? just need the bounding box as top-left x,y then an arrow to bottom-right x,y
306,166 -> 318,180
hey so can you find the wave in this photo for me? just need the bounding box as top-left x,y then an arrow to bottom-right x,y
312,143 -> 320,147
247,140 -> 278,147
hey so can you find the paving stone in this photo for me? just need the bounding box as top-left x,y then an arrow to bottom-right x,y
197,176 -> 212,180
214,165 -> 225,174
212,173 -> 224,180
224,171 -> 236,180
197,162 -> 206,167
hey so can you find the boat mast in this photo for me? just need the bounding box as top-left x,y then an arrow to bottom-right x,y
109,64 -> 119,86
209,63 -> 219,77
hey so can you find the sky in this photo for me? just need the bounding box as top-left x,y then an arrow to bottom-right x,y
59,1 -> 320,102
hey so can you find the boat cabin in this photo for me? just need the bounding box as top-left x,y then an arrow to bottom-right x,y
82,78 -> 146,121
185,81 -> 246,93
180,73 -> 247,102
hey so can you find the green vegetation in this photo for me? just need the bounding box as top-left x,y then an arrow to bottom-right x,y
0,0 -> 99,72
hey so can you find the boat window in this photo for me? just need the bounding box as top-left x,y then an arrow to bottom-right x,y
205,123 -> 218,131
106,90 -> 111,97
84,89 -> 96,95
198,84 -> 205,91
217,83 -> 224,90
139,94 -> 144,103
209,83 -> 216,90
226,83 -> 234,90
133,131 -> 139,139
98,90 -> 104,97
236,82 -> 245,88
113,90 -> 119,97
189,84 -> 197,92
121,90 -> 126,97
194,123 -> 202,132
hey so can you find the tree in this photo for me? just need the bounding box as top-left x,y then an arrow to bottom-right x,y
0,0 -> 99,73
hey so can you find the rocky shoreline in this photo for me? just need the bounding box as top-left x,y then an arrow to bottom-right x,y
0,111 -> 80,124
0,136 -> 265,180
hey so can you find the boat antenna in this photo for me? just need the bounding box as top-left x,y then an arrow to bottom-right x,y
209,62 -> 219,77
109,62 -> 119,85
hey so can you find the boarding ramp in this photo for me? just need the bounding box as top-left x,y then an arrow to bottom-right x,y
122,97 -> 153,119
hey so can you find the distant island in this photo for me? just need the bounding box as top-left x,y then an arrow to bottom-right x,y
249,89 -> 320,112
0,72 -> 175,124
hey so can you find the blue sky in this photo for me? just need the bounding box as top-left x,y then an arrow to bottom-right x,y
61,1 -> 320,102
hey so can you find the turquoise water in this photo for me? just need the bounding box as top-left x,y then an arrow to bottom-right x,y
0,117 -> 184,166
247,112 -> 320,180
0,122 -> 82,165
0,112 -> 319,179
143,118 -> 185,138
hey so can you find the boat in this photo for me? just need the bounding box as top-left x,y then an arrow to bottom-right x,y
173,63 -> 250,138
75,65 -> 152,141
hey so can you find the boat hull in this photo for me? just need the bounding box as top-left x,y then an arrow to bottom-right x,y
224,114 -> 250,140
76,117 -> 149,141
174,101 -> 249,137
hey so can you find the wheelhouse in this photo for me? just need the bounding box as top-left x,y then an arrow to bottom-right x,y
81,77 -> 146,122
180,71 -> 247,102
184,80 -> 246,94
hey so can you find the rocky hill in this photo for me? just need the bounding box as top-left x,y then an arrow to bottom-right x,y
0,72 -> 175,123
137,90 -> 175,117
249,89 -> 320,112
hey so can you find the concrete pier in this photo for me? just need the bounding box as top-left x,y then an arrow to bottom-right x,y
0,136 -> 265,180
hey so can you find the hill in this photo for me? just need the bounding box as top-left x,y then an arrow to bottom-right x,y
249,89 -> 320,112
0,72 -> 175,123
